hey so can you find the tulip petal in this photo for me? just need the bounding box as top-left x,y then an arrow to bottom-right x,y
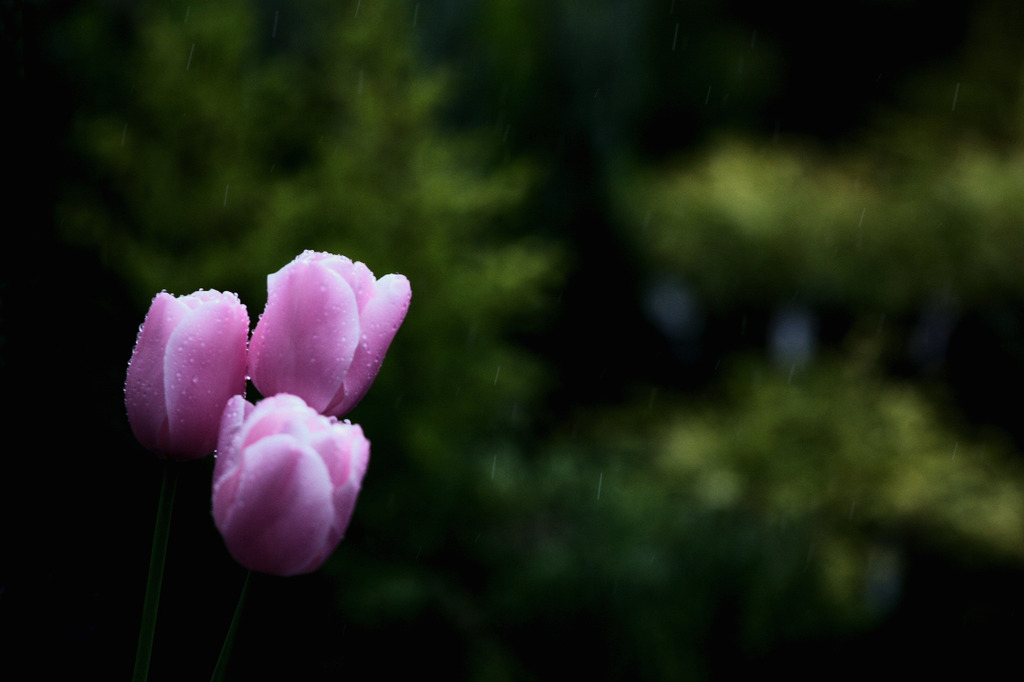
213,395 -> 254,497
327,426 -> 370,546
219,434 -> 335,576
315,421 -> 369,490
164,295 -> 249,455
325,257 -> 378,311
250,260 -> 361,413
125,294 -> 189,452
325,273 -> 411,416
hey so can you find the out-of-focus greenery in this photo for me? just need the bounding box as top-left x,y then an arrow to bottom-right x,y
615,135 -> 1024,313
334,344 -> 1024,679
11,0 -> 1024,679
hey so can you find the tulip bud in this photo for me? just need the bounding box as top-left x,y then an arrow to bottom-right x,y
248,250 -> 411,418
212,394 -> 370,576
125,290 -> 249,459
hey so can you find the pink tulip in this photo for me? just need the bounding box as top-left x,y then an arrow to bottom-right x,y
248,250 -> 411,417
125,290 -> 249,459
212,394 -> 370,576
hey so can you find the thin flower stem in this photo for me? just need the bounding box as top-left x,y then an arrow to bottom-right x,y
132,461 -> 178,682
211,569 -> 253,682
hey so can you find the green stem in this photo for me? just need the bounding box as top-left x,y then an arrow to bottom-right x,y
211,570 -> 252,682
132,461 -> 178,682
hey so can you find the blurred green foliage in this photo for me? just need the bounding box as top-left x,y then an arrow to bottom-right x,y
330,349 -> 1024,679
616,135 -> 1024,312
30,0 -> 1024,679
